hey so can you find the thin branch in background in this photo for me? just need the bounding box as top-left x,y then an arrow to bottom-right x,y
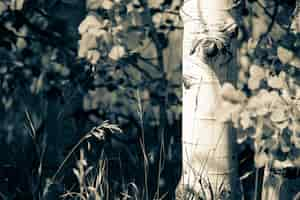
137,55 -> 160,71
128,61 -> 157,80
255,0 -> 290,31
254,0 -> 279,55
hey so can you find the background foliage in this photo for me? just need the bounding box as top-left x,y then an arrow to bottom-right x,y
0,0 -> 182,199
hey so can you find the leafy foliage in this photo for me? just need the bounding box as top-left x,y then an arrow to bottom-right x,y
0,0 -> 182,199
219,0 -> 300,171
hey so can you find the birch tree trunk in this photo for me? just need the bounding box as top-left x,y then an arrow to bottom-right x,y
179,0 -> 241,199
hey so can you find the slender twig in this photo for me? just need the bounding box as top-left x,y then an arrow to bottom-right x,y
254,1 -> 279,55
137,55 -> 160,71
51,134 -> 91,182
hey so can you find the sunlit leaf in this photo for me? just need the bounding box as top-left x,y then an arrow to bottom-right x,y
152,13 -> 163,26
102,0 -> 114,10
270,108 -> 288,123
273,159 -> 293,169
254,151 -> 268,168
78,14 -> 105,35
247,77 -> 260,90
87,50 -> 101,64
277,46 -> 294,64
274,120 -> 289,130
267,75 -> 286,89
239,55 -> 251,71
221,83 -> 246,103
238,70 -> 248,85
240,111 -> 254,130
217,101 -> 240,122
10,0 -> 24,10
254,116 -> 264,139
249,64 -> 265,80
149,0 -> 164,8
78,33 -> 98,58
109,45 -> 126,60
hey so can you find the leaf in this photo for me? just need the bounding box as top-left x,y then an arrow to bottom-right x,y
239,55 -> 251,71
254,151 -> 268,168
274,120 -> 289,130
277,46 -> 294,64
238,70 -> 248,85
78,14 -> 104,35
221,83 -> 246,103
247,77 -> 260,90
78,34 -> 98,58
240,111 -> 254,129
149,0 -> 164,8
87,50 -> 101,64
267,75 -> 286,89
231,104 -> 243,128
102,0 -> 114,10
290,56 -> 300,69
254,116 -> 264,139
217,101 -> 238,122
270,108 -> 288,123
108,45 -> 126,60
272,159 -> 293,169
10,0 -> 24,10
249,64 -> 265,80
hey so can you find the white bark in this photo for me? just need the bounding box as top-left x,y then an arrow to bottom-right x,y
179,0 -> 240,199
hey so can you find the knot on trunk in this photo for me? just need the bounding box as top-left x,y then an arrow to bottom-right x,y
189,23 -> 238,65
